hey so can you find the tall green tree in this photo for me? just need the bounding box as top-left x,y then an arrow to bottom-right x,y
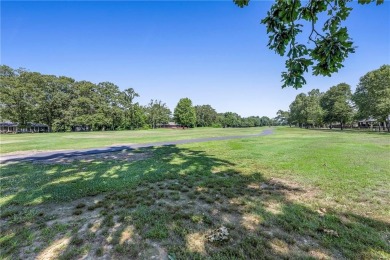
234,0 -> 384,89
353,65 -> 390,131
0,67 -> 36,127
121,88 -> 140,130
221,112 -> 241,128
259,116 -> 271,127
289,93 -> 308,127
147,99 -> 171,129
306,89 -> 324,127
275,110 -> 290,126
320,83 -> 353,130
174,98 -> 196,128
68,80 -> 100,130
35,75 -> 74,131
195,105 -> 218,127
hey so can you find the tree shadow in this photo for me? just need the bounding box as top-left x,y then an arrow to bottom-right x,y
0,145 -> 389,259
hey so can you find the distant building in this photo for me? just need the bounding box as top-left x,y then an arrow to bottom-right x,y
358,117 -> 377,128
71,125 -> 91,132
158,122 -> 184,129
0,122 -> 49,134
0,122 -> 18,134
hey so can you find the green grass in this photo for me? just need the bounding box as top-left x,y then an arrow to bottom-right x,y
0,127 -> 264,155
0,127 -> 389,259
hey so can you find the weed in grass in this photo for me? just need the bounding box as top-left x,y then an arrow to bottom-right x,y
85,231 -> 96,241
96,247 -> 104,256
72,209 -> 83,215
170,192 -> 180,201
205,196 -> 215,204
198,194 -> 208,201
9,208 -> 39,225
0,208 -> 18,219
58,246 -> 87,260
114,242 -> 142,258
75,203 -> 86,209
70,236 -> 84,246
180,186 -> 190,193
191,215 -> 203,224
100,209 -> 108,216
102,214 -> 115,228
145,223 -> 169,239
187,192 -> 196,200
156,191 -> 165,199
100,228 -> 109,237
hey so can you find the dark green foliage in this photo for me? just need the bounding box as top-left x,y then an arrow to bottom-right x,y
353,65 -> 390,131
289,89 -> 324,128
320,83 -> 354,130
173,98 -> 196,128
146,99 -> 171,129
0,65 -> 153,131
195,104 -> 218,127
219,112 -> 266,128
0,65 -> 271,130
233,0 -> 384,89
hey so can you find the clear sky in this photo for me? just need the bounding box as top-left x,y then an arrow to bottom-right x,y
1,1 -> 389,117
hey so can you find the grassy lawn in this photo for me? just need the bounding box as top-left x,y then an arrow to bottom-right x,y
0,127 -> 389,259
0,127 -> 264,155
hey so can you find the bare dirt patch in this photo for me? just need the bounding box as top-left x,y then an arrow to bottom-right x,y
1,176 -> 348,259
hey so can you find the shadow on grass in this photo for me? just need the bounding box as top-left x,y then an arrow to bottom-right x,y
0,145 -> 389,259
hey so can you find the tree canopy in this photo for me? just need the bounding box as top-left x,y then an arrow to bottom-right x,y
234,0 -> 384,89
280,65 -> 390,131
173,98 -> 196,128
320,83 -> 353,130
353,65 -> 390,124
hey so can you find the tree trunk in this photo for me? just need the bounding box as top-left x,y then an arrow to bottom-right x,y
340,122 -> 343,130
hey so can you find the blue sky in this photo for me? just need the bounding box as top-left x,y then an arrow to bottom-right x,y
1,1 -> 389,117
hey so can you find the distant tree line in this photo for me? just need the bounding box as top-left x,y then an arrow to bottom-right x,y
0,65 -> 270,132
274,65 -> 390,131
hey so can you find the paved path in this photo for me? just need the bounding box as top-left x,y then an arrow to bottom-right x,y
0,129 -> 274,164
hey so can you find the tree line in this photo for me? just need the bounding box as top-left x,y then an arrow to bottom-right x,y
274,65 -> 390,131
0,65 -> 272,132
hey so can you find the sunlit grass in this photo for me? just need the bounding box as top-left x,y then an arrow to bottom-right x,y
0,127 -> 265,155
0,127 -> 389,259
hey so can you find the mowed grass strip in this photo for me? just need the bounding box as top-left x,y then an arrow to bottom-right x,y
0,127 -> 389,259
0,127 -> 264,155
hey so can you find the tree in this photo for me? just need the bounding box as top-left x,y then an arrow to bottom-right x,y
234,0 -> 384,89
275,110 -> 290,126
320,83 -> 353,130
259,116 -> 271,126
353,65 -> 390,131
195,105 -> 218,127
36,75 -> 74,131
147,99 -> 171,129
306,89 -> 324,127
221,112 -> 241,127
68,80 -> 100,130
121,87 -> 140,130
173,98 -> 196,128
0,67 -> 36,127
289,93 -> 308,127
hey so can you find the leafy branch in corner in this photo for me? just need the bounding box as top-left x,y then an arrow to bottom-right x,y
234,0 -> 384,89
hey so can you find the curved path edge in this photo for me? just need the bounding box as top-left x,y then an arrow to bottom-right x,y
0,129 -> 274,164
